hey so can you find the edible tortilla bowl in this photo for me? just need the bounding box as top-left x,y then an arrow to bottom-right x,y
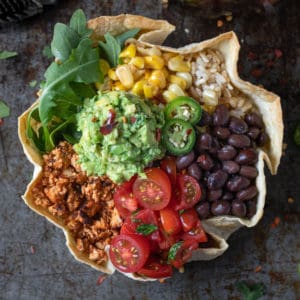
18,14 -> 283,280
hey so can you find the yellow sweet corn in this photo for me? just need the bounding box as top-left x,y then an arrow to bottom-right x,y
108,69 -> 118,81
115,65 -> 134,89
162,90 -> 177,103
149,70 -> 167,89
137,46 -> 161,57
168,55 -> 190,72
119,43 -> 136,58
162,52 -> 176,63
144,55 -> 165,69
176,72 -> 192,88
168,83 -> 185,96
131,79 -> 146,96
168,75 -> 187,90
143,82 -> 154,98
99,59 -> 110,75
113,81 -> 127,91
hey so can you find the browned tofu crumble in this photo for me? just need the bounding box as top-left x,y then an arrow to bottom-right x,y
32,141 -> 122,266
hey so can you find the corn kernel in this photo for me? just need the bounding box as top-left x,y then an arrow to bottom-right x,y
161,67 -> 169,78
113,81 -> 126,91
99,59 -> 110,75
108,69 -> 118,81
144,70 -> 152,80
149,70 -> 166,89
162,90 -> 177,103
168,75 -> 187,90
116,65 -> 134,89
131,80 -> 146,96
119,43 -> 136,58
143,83 -> 154,98
144,55 -> 165,69
176,72 -> 192,88
202,89 -> 218,106
168,83 -> 185,96
129,56 -> 145,69
202,104 -> 215,114
168,55 -> 190,72
162,52 -> 176,62
137,46 -> 161,57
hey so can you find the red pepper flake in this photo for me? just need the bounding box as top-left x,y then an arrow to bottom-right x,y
30,245 -> 36,254
251,68 -> 263,78
96,274 -> 108,285
254,265 -> 262,273
274,49 -> 283,59
247,51 -> 257,60
270,216 -> 281,228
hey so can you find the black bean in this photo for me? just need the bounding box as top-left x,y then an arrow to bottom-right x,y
247,127 -> 260,140
211,161 -> 222,172
213,104 -> 229,126
228,134 -> 251,148
199,183 -> 207,202
231,200 -> 247,217
244,112 -> 264,128
239,166 -> 258,179
213,127 -> 230,140
197,153 -> 214,170
228,116 -> 248,134
256,132 -> 268,147
236,185 -> 258,201
187,163 -> 202,180
235,149 -> 258,165
221,191 -> 234,201
226,175 -> 250,192
196,133 -> 213,152
195,202 -> 210,219
207,189 -> 223,201
208,137 -> 220,156
198,110 -> 212,126
247,200 -> 257,218
222,160 -> 240,174
211,200 -> 231,216
207,170 -> 228,190
217,145 -> 237,161
176,151 -> 195,170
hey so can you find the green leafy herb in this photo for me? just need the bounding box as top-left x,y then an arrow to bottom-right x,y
168,241 -> 183,261
42,46 -> 53,59
29,80 -> 37,87
0,100 -> 10,118
136,224 -> 158,235
294,123 -> 300,146
236,281 -> 266,300
69,9 -> 92,37
115,28 -> 140,48
0,51 -> 17,59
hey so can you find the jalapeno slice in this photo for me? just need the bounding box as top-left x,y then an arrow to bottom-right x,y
164,96 -> 202,125
162,119 -> 196,155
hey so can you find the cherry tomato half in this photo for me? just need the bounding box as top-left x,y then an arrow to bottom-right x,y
180,208 -> 199,232
138,257 -> 173,279
114,176 -> 138,218
109,234 -> 150,273
160,208 -> 182,235
175,174 -> 201,210
160,156 -> 177,185
181,220 -> 208,244
133,168 -> 171,210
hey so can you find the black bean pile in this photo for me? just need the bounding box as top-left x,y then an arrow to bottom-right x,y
176,104 -> 268,219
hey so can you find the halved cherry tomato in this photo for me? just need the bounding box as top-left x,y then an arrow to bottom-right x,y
168,239 -> 198,269
158,227 -> 181,250
133,168 -> 171,210
138,257 -> 173,278
109,234 -> 150,273
175,174 -> 201,210
114,176 -> 138,218
181,220 -> 208,243
180,208 -> 199,232
160,156 -> 177,185
160,208 -> 182,235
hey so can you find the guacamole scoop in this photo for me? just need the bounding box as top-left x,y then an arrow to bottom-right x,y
74,91 -> 165,183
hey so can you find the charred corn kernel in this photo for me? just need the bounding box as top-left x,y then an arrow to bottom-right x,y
137,46 -> 161,57
168,55 -> 190,72
144,55 -> 165,69
129,56 -> 145,69
176,72 -> 192,88
99,59 -> 110,75
168,75 -> 187,90
119,43 -> 136,58
108,69 -> 118,81
113,81 -> 126,91
116,65 -> 134,89
149,70 -> 166,89
168,83 -> 185,96
131,79 -> 146,96
162,52 -> 177,62
143,82 -> 154,98
162,90 -> 177,103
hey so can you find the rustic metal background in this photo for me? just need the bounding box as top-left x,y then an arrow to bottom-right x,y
0,0 -> 299,299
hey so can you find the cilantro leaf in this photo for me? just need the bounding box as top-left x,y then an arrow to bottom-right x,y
168,241 -> 183,262
42,46 -> 53,59
0,51 -> 17,59
70,9 -> 92,37
236,281 -> 266,300
115,28 -> 140,48
136,224 -> 158,235
0,100 -> 10,118
99,33 -> 121,68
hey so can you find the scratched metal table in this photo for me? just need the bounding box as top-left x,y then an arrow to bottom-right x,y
0,0 -> 299,299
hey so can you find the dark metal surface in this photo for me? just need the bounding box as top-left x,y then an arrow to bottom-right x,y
0,0 -> 299,299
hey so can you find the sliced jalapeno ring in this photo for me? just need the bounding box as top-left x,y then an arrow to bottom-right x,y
162,119 -> 196,156
164,96 -> 202,125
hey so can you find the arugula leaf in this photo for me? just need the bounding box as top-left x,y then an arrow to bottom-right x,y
42,46 -> 53,59
116,28 -> 140,48
70,9 -> 92,37
168,241 -> 183,262
236,281 -> 266,300
0,51 -> 17,59
136,224 -> 158,235
99,33 -> 121,68
0,100 -> 10,118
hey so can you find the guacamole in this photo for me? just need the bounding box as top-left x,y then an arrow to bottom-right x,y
74,91 -> 165,183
